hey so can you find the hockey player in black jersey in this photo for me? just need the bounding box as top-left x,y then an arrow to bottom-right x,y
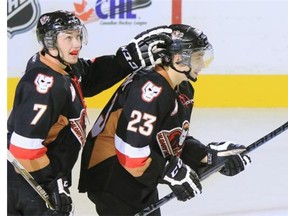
78,24 -> 252,215
7,10 -> 172,216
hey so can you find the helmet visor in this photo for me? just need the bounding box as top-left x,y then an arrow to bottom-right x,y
57,25 -> 88,45
44,24 -> 88,49
180,43 -> 214,69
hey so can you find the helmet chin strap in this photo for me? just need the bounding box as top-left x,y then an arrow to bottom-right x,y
170,62 -> 197,82
45,47 -> 71,68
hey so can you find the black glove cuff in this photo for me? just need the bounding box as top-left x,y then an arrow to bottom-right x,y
180,136 -> 209,171
30,165 -> 54,186
115,45 -> 141,72
206,148 -> 218,165
45,173 -> 67,192
161,156 -> 176,179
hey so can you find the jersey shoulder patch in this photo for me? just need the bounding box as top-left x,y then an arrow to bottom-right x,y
34,73 -> 54,94
141,80 -> 162,102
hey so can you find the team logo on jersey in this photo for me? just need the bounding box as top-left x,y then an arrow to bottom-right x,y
34,74 -> 54,94
141,81 -> 162,102
7,0 -> 41,38
156,121 -> 190,158
70,109 -> 86,146
178,93 -> 194,109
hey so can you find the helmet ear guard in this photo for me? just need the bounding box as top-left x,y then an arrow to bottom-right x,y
160,38 -> 182,66
169,39 -> 182,53
41,30 -> 56,49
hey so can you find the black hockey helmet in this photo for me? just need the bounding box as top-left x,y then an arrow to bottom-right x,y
36,10 -> 88,50
162,24 -> 214,81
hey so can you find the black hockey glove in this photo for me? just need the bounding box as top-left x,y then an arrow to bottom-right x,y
206,141 -> 251,176
220,154 -> 251,176
116,25 -> 172,72
206,141 -> 246,165
46,176 -> 73,216
161,156 -> 202,201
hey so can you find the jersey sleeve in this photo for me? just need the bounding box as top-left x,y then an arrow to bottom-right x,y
180,136 -> 208,173
77,56 -> 131,97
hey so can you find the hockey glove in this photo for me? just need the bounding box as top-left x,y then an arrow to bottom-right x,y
46,176 -> 73,216
116,25 -> 172,72
220,154 -> 251,176
206,141 -> 246,165
161,156 -> 202,201
206,141 -> 251,176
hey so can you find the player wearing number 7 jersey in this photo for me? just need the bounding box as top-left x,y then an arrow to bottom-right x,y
7,10 -> 171,216
78,24 -> 251,216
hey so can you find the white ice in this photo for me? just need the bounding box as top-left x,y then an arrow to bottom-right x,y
70,108 -> 288,216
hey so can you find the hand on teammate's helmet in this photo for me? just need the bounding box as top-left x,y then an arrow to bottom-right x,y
161,156 -> 202,201
206,141 -> 251,176
116,25 -> 172,72
46,176 -> 74,216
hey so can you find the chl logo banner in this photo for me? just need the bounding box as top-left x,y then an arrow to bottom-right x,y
74,0 -> 151,24
7,0 -> 41,38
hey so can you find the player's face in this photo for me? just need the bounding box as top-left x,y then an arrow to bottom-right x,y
171,51 -> 205,81
55,29 -> 82,65
189,51 -> 205,80
171,54 -> 190,83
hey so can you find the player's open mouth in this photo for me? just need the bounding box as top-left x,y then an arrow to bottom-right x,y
70,51 -> 79,55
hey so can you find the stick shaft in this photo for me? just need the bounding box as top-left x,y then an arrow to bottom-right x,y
135,121 -> 288,216
7,150 -> 54,210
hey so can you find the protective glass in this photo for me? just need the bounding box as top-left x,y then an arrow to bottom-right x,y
44,25 -> 88,49
181,44 -> 214,69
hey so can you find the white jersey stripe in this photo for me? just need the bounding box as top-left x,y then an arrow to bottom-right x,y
10,132 -> 44,150
115,134 -> 150,158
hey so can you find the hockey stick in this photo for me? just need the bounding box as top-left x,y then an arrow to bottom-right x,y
135,121 -> 288,216
7,150 -> 55,210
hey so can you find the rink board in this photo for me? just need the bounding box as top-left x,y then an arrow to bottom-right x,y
7,74 -> 288,110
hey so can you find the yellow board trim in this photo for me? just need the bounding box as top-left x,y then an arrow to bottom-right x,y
193,75 -> 288,107
7,75 -> 288,110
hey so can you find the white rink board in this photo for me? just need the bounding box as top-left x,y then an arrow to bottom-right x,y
7,1 -> 288,77
70,108 -> 288,216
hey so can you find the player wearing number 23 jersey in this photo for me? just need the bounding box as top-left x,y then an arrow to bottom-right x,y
79,24 -> 251,216
79,67 -> 195,208
78,23 -> 216,215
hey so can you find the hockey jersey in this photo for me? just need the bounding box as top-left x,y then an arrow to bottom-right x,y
7,51 -> 130,185
78,65 -> 195,205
